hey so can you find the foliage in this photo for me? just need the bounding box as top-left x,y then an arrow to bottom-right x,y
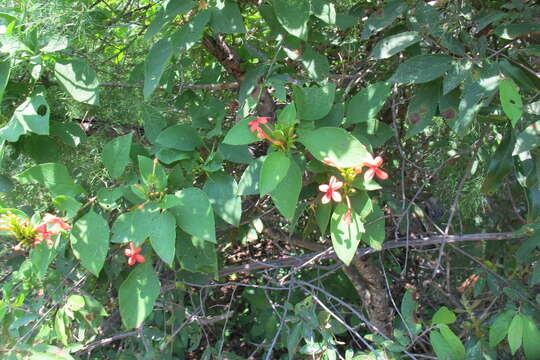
1,0 -> 540,359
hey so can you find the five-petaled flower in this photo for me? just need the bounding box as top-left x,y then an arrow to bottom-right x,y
319,176 -> 343,204
125,242 -> 145,266
362,156 -> 389,181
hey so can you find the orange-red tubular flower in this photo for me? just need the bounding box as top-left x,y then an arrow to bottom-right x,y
124,242 -> 145,266
248,117 -> 270,132
319,176 -> 343,204
362,156 -> 389,181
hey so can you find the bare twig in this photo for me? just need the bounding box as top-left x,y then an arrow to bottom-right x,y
432,130 -> 486,277
218,231 -> 524,276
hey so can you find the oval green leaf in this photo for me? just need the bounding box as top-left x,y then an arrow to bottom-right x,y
70,210 -> 110,277
119,262 -> 161,329
299,127 -> 371,168
259,152 -> 290,195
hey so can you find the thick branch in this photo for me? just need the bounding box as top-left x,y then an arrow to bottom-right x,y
218,232 -> 523,277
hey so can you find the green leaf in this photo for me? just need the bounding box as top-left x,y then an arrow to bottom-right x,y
430,331 -> 455,360
138,155 -> 167,191
330,203 -> 364,266
278,103 -> 297,127
515,122 -> 540,155
352,121 -> 393,148
0,58 -> 10,105
405,80 -> 440,138
438,88 -> 460,123
481,130 -> 515,194
272,0 -> 309,40
499,79 -> 523,127
30,241 -> 56,279
0,95 -> 50,142
523,315 -> 540,360
270,160 -> 302,220
204,172 -> 242,226
223,117 -> 260,145
170,9 -> 210,51
156,124 -> 203,151
50,121 -> 86,147
40,35 -> 68,53
361,2 -> 408,40
489,310 -> 516,348
390,55 -> 453,84
53,195 -> 82,219
156,148 -> 191,165
0,174 -> 13,193
508,314 -> 525,355
54,59 -> 99,105
141,104 -> 167,144
70,210 -> 110,277
299,127 -> 371,168
443,60 -> 472,95
119,261 -> 161,329
54,309 -> 68,346
401,289 -> 421,336
364,202 -> 385,250
432,306 -> 457,325
102,133 -> 132,179
495,22 -> 540,40
294,84 -> 335,121
319,103 -> 345,128
530,262 -> 540,287
301,45 -> 329,81
143,38 -> 172,100
498,59 -> 537,93
210,0 -> 245,34
163,188 -> 216,243
310,0 -> 336,24
145,2 -> 197,40
176,231 -> 218,274
237,157 -> 264,195
111,211 -> 145,245
439,325 -> 465,360
15,163 -> 84,197
147,209 -> 176,266
316,203 -> 332,236
260,152 -> 290,195
370,31 -> 421,59
451,67 -> 500,136
346,82 -> 391,124
218,144 -> 253,164
22,135 -> 59,164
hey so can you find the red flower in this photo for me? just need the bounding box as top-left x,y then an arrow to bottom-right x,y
124,242 -> 145,266
248,117 -> 270,132
34,223 -> 54,246
319,176 -> 343,204
247,117 -> 284,147
42,213 -> 71,234
362,156 -> 388,181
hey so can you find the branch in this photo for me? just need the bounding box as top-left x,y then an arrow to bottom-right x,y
99,81 -> 240,91
218,232 -> 523,277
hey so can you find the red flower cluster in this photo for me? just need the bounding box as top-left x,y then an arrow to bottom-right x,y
247,117 -> 284,147
319,154 -> 389,225
124,242 -> 145,266
0,212 -> 71,249
34,214 -> 71,246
